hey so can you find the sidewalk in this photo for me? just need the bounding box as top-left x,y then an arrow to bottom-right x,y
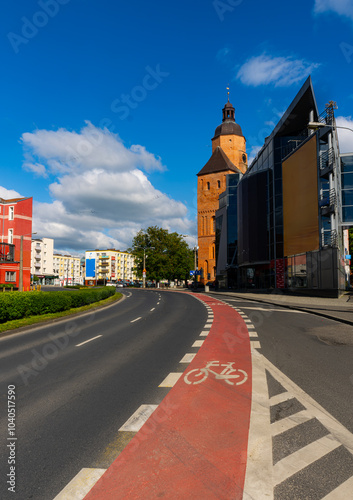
206,290 -> 353,326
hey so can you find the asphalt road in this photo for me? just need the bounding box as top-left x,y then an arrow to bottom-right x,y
0,289 -> 207,500
1,289 -> 353,499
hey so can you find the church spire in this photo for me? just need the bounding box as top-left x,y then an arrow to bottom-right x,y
222,98 -> 235,122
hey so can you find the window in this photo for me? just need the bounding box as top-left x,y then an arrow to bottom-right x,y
9,206 -> 14,220
207,182 -> 210,190
8,229 -> 13,244
217,180 -> 221,188
5,272 -> 16,282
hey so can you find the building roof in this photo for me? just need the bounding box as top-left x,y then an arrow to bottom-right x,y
212,99 -> 244,140
0,196 -> 31,204
197,146 -> 242,176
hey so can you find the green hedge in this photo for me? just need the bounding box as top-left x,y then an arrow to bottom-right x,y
0,287 -> 116,323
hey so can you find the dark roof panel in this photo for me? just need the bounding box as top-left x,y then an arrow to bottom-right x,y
197,147 -> 242,176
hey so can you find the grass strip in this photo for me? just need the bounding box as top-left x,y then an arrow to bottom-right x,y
0,292 -> 123,334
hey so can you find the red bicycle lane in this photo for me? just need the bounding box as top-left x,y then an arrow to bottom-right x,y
84,293 -> 252,500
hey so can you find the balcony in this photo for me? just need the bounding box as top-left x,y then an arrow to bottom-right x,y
0,243 -> 15,263
319,189 -> 336,217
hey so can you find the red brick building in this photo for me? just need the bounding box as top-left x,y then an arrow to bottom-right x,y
197,100 -> 247,283
0,197 -> 33,290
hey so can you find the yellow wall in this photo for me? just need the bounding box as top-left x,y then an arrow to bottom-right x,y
283,135 -> 319,256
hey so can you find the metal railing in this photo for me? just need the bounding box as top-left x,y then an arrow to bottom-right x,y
322,229 -> 337,247
319,148 -> 334,171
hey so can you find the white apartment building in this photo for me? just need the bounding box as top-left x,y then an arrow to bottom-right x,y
53,254 -> 83,286
85,249 -> 136,284
31,238 -> 55,284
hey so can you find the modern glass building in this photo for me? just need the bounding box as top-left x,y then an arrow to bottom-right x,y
215,173 -> 240,288
231,76 -> 348,296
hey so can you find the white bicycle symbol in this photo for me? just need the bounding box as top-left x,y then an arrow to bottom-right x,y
184,361 -> 248,386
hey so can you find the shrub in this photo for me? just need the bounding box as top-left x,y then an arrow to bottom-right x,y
0,287 -> 116,324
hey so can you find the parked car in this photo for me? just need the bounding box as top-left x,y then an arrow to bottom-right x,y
116,282 -> 124,288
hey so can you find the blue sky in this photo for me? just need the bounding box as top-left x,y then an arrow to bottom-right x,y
1,0 -> 353,254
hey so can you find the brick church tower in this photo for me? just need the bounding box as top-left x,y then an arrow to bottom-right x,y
197,98 -> 247,283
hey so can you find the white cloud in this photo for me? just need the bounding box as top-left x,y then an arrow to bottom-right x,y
21,123 -> 195,253
237,54 -> 320,87
0,186 -> 22,199
23,162 -> 48,178
336,116 -> 353,153
21,121 -> 165,177
314,0 -> 353,21
247,145 -> 262,166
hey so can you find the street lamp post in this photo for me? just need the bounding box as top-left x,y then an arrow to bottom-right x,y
138,246 -> 155,288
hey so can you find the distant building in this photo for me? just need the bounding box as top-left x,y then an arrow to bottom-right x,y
85,249 -> 136,285
197,98 -> 247,283
31,237 -> 56,285
0,196 -> 33,290
53,254 -> 83,286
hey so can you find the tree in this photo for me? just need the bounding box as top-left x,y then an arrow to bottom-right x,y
130,226 -> 194,283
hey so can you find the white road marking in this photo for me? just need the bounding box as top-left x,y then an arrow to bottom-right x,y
271,410 -> 312,436
131,317 -> 142,323
179,353 -> 196,363
273,434 -> 341,485
206,319 -> 213,323
247,325 -> 256,329
238,306 -> 306,314
262,354 -> 353,454
119,405 -> 158,432
75,335 -> 102,347
243,346 -> 273,499
150,308 -> 155,311
269,391 -> 294,406
192,340 -> 204,347
250,341 -> 261,349
249,331 -> 258,337
159,372 -> 183,387
53,468 -> 106,500
244,319 -> 252,323
200,331 -> 209,337
322,476 -> 353,499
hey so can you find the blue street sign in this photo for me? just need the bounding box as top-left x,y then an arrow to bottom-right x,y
190,270 -> 195,276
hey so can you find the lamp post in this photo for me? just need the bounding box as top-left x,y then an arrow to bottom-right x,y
138,246 -> 154,288
307,122 -> 353,133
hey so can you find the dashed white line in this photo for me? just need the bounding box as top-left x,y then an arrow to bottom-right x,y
192,340 -> 204,347
179,353 -> 196,363
159,372 -> 183,387
119,405 -> 158,432
53,468 -> 106,500
131,317 -> 142,323
75,335 -> 102,347
150,308 -> 155,311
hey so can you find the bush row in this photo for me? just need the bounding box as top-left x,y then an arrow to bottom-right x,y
0,287 -> 116,323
